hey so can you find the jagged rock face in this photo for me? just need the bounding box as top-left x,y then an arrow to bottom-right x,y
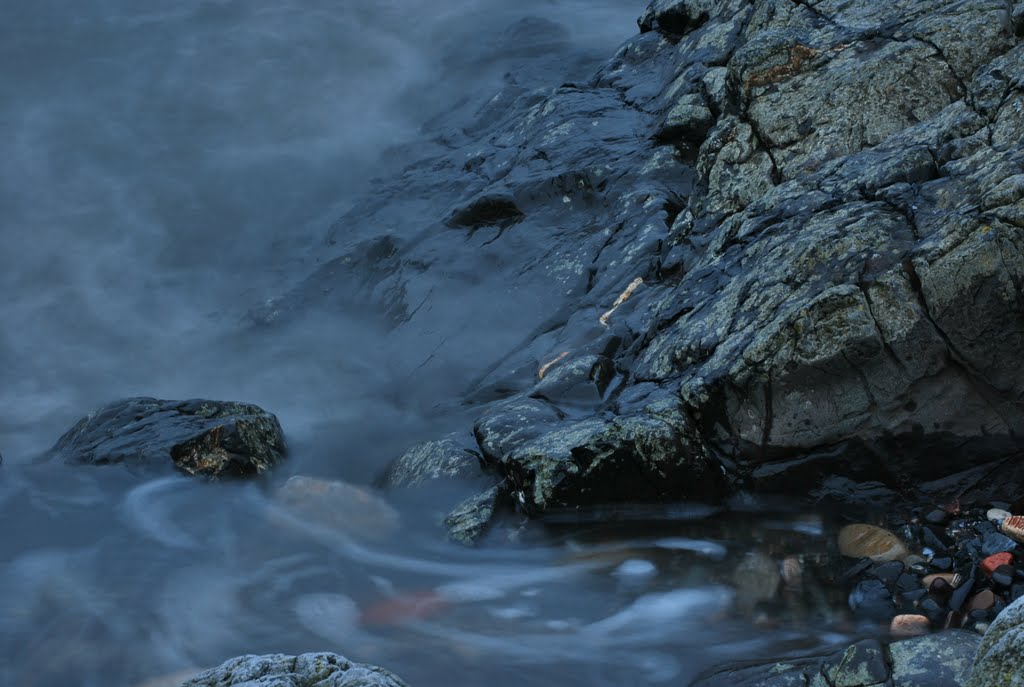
45,398 -> 286,478
275,0 -> 1024,532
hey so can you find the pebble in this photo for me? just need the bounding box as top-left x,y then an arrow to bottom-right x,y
987,508 -> 1011,524
732,552 -> 781,611
849,579 -> 895,621
981,552 -> 1014,577
274,475 -> 401,539
871,560 -> 905,586
966,589 -> 996,614
981,532 -> 1017,556
922,572 -> 962,589
1001,515 -> 1024,544
838,524 -> 909,562
890,614 -> 930,637
781,555 -> 803,591
930,556 -> 953,571
992,564 -> 1015,587
924,509 -> 948,525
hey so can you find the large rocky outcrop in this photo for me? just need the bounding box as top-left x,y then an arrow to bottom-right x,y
263,0 -> 1024,538
45,398 -> 286,478
693,632 -> 980,687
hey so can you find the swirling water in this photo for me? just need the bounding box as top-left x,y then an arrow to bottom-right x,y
0,2 -> 854,685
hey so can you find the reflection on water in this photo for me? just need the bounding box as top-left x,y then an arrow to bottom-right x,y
0,463 -> 857,687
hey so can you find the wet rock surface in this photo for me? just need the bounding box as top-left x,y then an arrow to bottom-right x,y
692,631 -> 980,687
179,653 -> 408,687
45,398 -> 286,478
305,0 -> 1024,541
969,594 -> 1024,687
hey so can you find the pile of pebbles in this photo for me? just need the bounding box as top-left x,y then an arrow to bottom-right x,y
839,501 -> 1024,636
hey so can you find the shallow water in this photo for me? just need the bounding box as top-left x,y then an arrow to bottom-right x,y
0,2 -> 859,685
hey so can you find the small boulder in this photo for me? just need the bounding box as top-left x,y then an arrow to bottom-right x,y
46,398 -> 285,478
180,652 -> 407,687
969,594 -> 1024,687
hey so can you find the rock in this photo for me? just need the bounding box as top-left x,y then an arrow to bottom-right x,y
982,553 -> 1015,577
992,565 -> 1016,588
838,524 -> 909,562
381,436 -> 487,488
268,0 -> 1024,523
849,579 -> 895,622
180,653 -> 408,687
274,475 -> 400,540
967,589 -> 997,614
692,631 -> 980,687
46,398 -> 285,478
968,595 -> 1024,687
442,485 -> 503,545
890,614 -> 930,638
732,551 -> 780,611
1000,515 -> 1024,545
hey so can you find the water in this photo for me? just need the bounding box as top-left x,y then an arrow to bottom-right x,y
0,2 -> 856,685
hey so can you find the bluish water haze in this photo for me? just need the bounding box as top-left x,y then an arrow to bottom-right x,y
0,3 -> 855,686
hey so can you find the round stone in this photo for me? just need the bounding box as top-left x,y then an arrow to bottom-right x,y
890,614 -> 930,638
838,524 -> 909,562
988,508 -> 1012,524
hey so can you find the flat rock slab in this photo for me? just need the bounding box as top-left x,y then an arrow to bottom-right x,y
46,397 -> 286,478
179,653 -> 408,687
694,631 -> 980,687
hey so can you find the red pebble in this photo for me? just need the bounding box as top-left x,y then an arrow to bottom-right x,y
981,552 -> 1014,577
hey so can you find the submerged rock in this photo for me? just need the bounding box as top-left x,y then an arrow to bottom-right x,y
274,475 -> 400,540
46,398 -> 285,478
179,653 -> 407,687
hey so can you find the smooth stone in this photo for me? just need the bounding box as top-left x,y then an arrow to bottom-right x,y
967,589 -> 997,614
274,475 -> 400,540
732,551 -> 781,611
988,508 -> 1012,524
981,552 -> 1015,577
890,614 -> 930,638
992,565 -> 1015,587
838,524 -> 909,563
1001,516 -> 1024,545
981,532 -> 1018,556
922,573 -> 963,589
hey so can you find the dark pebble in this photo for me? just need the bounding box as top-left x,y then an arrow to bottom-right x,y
919,597 -> 945,622
1012,583 -> 1024,602
981,532 -> 1018,556
922,526 -> 949,552
871,561 -> 904,587
948,576 -> 976,612
925,508 -> 949,525
968,607 -> 996,623
930,556 -> 953,571
849,579 -> 895,621
896,572 -> 921,594
841,558 -> 874,580
975,520 -> 999,537
929,577 -> 954,598
901,589 -> 928,604
992,564 -> 1015,587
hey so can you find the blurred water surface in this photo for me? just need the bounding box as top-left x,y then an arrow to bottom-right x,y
0,3 -> 852,685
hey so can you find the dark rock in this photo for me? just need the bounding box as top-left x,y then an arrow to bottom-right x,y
992,564 -> 1016,587
266,0 -> 1024,529
382,436 -> 488,489
443,485 -> 504,546
926,508 -> 950,525
931,557 -> 954,572
693,631 -> 979,687
849,579 -> 895,621
870,560 -> 905,588
45,398 -> 285,478
180,652 -> 408,687
981,532 -> 1018,556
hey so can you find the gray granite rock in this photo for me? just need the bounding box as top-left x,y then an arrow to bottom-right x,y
179,653 -> 408,687
967,595 -> 1024,687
